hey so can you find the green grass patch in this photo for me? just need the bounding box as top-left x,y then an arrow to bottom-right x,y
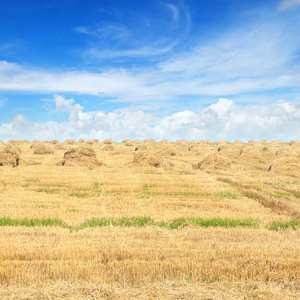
4,217 -> 294,231
217,192 -> 238,199
0,217 -> 67,227
37,186 -> 59,194
273,191 -> 292,198
269,221 -> 300,230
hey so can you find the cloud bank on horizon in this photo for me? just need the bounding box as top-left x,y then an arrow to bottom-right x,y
0,0 -> 300,141
1,95 -> 299,142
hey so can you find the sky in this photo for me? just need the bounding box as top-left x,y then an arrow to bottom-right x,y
0,0 -> 300,142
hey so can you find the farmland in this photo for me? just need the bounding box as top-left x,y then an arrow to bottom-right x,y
0,139 -> 300,299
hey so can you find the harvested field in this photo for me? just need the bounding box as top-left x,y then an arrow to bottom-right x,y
0,140 -> 300,299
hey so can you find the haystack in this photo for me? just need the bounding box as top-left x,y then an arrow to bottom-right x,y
198,140 -> 209,145
0,145 -> 21,167
132,150 -> 164,168
159,139 -> 170,144
216,141 -> 227,146
59,145 -> 102,169
263,146 -> 277,153
218,144 -> 232,152
33,144 -> 54,155
65,139 -> 77,145
270,141 -> 281,147
194,147 -> 217,158
261,139 -> 268,144
124,140 -> 134,147
100,144 -> 116,151
190,140 -> 198,144
240,147 -> 262,159
233,140 -> 243,146
78,138 -> 86,143
275,147 -> 298,158
268,157 -> 300,177
86,139 -> 96,145
122,139 -> 130,144
188,144 -> 201,151
50,139 -> 59,145
103,139 -> 113,144
54,143 -> 67,150
176,139 -> 189,145
135,144 -> 148,151
32,139 -> 41,144
158,145 -> 182,157
289,140 -> 299,146
197,153 -> 232,171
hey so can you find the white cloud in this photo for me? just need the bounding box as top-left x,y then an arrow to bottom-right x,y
1,96 -> 300,142
278,0 -> 300,10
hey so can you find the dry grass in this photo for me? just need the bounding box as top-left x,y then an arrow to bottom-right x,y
0,140 -> 300,298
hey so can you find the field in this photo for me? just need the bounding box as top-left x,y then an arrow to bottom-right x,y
0,139 -> 300,299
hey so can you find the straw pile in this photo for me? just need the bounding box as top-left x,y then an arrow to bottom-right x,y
268,157 -> 300,177
58,145 -> 102,169
33,144 -> 54,155
197,153 -> 232,171
132,150 -> 164,168
240,147 -> 262,159
0,145 -> 21,167
275,147 -> 298,158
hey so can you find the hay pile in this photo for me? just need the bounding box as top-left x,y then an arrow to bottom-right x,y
159,139 -> 170,144
263,146 -> 277,153
216,141 -> 227,146
0,145 -> 21,167
289,140 -> 299,146
86,139 -> 96,145
275,147 -> 298,158
233,140 -> 243,146
59,145 -> 102,169
103,139 -> 113,144
240,147 -> 262,159
78,138 -> 86,143
100,144 -> 116,151
198,140 -> 210,146
135,144 -> 148,151
190,140 -> 198,144
218,144 -> 232,152
158,145 -> 182,157
261,139 -> 268,144
32,139 -> 41,144
65,139 -> 77,145
268,157 -> 300,177
270,141 -> 281,147
33,144 -> 54,155
176,139 -> 189,145
132,150 -> 164,168
124,140 -> 134,147
197,153 -> 232,171
50,139 -> 59,145
54,143 -> 67,150
194,147 -> 217,158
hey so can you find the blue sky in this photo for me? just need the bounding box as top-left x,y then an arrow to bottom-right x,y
0,0 -> 300,141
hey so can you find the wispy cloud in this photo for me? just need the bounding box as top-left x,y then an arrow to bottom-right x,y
0,5 -> 299,104
76,2 -> 190,61
278,0 -> 300,10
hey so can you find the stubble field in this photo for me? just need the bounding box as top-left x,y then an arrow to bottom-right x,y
0,139 -> 300,299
